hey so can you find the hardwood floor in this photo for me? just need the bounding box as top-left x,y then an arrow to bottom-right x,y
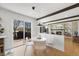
45,46 -> 64,56
33,46 -> 64,56
64,36 -> 79,56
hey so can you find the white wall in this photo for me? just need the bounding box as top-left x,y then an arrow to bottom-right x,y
0,7 -> 37,54
40,33 -> 64,51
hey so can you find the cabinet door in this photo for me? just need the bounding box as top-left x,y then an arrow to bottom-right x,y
0,38 -> 4,56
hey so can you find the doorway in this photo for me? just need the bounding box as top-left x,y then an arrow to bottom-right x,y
64,21 -> 79,55
13,20 -> 31,47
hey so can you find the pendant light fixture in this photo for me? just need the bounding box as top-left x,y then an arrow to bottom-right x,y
32,6 -> 35,10
32,6 -> 43,27
37,23 -> 43,26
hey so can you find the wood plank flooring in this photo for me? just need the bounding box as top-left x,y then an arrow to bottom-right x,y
64,36 -> 79,56
32,46 -> 64,56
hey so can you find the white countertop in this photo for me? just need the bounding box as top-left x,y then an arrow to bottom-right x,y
33,38 -> 46,41
0,36 -> 6,38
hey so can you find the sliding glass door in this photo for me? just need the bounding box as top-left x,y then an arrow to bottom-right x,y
25,22 -> 31,40
13,20 -> 24,47
13,20 -> 31,47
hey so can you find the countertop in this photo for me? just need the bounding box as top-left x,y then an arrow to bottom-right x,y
0,35 -> 6,39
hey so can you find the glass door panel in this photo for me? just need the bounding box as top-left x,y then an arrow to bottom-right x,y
13,20 -> 24,47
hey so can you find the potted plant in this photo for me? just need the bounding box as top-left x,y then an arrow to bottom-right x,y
74,31 -> 78,37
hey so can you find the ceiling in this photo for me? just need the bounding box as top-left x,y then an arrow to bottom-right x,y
0,3 -> 75,19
